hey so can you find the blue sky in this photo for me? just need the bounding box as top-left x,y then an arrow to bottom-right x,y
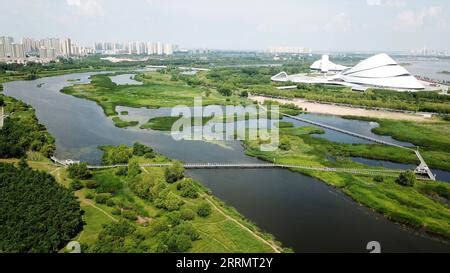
1,0 -> 449,51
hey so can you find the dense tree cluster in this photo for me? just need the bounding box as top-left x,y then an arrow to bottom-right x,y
101,145 -> 133,165
197,202 -> 212,217
164,162 -> 185,183
0,97 -> 55,158
90,220 -> 149,253
132,142 -> 155,158
177,179 -> 199,199
67,162 -> 92,179
0,163 -> 83,253
396,171 -> 416,187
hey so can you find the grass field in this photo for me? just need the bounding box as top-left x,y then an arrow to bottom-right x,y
112,116 -> 139,128
61,72 -> 248,116
2,153 -> 283,253
341,116 -> 450,171
140,116 -> 214,131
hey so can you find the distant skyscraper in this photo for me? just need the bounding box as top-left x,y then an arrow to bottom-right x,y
163,43 -> 173,55
156,42 -> 163,55
11,43 -> 25,58
60,38 -> 72,56
0,36 -> 14,57
22,38 -> 36,53
0,43 -> 5,58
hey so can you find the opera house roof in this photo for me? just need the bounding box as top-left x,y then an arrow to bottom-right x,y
338,53 -> 424,90
272,53 -> 425,91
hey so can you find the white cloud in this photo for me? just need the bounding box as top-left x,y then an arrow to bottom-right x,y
66,0 -> 103,16
395,6 -> 447,29
366,0 -> 406,7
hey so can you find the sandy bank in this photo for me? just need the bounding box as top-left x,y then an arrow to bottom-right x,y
250,95 -> 433,122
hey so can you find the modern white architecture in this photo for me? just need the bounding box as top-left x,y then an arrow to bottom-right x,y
272,53 -> 426,91
336,54 -> 424,90
310,55 -> 348,73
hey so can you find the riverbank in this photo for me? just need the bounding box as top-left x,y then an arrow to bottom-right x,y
250,95 -> 433,122
243,125 -> 450,239
0,92 -> 285,253
61,72 -> 248,117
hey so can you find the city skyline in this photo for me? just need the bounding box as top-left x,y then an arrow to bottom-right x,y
1,0 -> 450,52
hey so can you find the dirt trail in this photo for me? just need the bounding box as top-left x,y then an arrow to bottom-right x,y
251,95 -> 433,122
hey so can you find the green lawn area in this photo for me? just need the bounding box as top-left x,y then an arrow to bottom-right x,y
112,116 -> 139,128
243,125 -> 450,238
140,116 -> 214,131
61,72 -> 248,116
39,144 -> 283,253
341,116 -> 450,171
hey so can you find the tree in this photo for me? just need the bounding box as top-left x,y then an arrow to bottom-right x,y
164,162 -> 185,183
0,97 -> 4,106
373,176 -> 384,183
101,145 -> 133,165
115,166 -> 127,176
132,142 -> 154,158
127,158 -> 141,178
197,202 -> 212,217
67,162 -> 92,179
18,157 -> 28,169
0,163 -> 83,253
177,180 -> 198,198
122,210 -> 138,221
395,171 -> 416,187
174,222 -> 200,241
180,208 -> 195,221
85,180 -> 98,189
95,193 -> 112,204
90,220 -> 144,253
217,85 -> 232,96
70,179 -> 84,191
240,90 -> 249,98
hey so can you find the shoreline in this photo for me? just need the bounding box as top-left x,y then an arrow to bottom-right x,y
250,95 -> 434,122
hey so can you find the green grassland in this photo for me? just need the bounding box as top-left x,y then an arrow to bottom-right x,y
112,116 -> 139,128
340,116 -> 450,171
140,116 -> 214,131
243,125 -> 450,238
61,72 -> 248,116
250,83 -> 450,114
74,146 -> 283,253
1,147 -> 284,253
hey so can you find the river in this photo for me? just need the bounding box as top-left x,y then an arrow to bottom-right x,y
3,72 -> 449,253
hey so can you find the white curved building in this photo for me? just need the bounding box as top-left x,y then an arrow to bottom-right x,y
272,53 -> 425,91
310,55 -> 348,73
338,53 -> 423,90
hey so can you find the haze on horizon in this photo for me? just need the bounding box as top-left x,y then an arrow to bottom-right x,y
1,0 -> 449,52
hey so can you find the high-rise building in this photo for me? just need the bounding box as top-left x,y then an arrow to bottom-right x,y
163,43 -> 173,55
60,38 -> 72,56
156,42 -> 163,55
22,38 -> 37,53
39,47 -> 47,58
0,43 -> 5,58
11,43 -> 25,58
0,36 -> 14,57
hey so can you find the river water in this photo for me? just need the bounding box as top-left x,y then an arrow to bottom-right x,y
3,72 -> 449,252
